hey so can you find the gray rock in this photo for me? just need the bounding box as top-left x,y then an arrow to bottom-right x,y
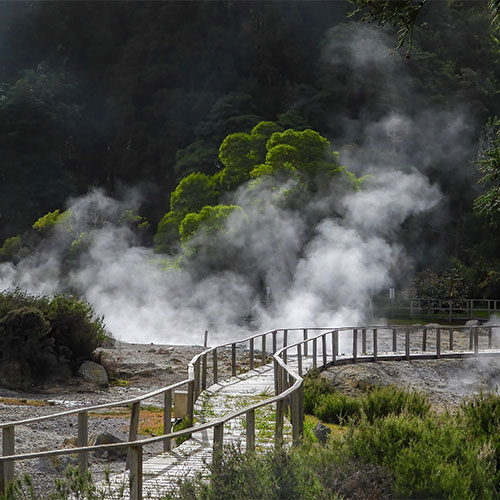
466,320 -> 480,327
37,450 -> 78,473
314,422 -> 331,444
78,361 -> 109,387
89,432 -> 127,459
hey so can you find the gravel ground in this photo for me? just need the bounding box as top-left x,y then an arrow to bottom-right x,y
0,341 -> 204,495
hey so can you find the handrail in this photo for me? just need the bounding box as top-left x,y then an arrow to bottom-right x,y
1,324 -> 500,499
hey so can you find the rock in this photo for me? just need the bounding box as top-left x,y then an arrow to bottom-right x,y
89,432 -> 127,459
77,361 -> 109,387
37,448 -> 78,473
314,422 -> 331,444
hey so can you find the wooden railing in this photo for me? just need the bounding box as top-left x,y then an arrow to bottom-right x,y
1,324 -> 500,499
374,297 -> 500,321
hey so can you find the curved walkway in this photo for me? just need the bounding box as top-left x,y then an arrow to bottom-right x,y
104,362 -> 292,499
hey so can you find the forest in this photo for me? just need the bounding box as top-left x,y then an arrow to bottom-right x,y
1,0 -> 500,341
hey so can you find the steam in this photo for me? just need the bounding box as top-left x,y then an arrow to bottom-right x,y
0,24 -> 467,345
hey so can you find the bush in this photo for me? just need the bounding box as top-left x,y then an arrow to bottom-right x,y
45,295 -> 107,369
314,392 -> 362,424
0,306 -> 56,378
343,413 -> 497,499
0,289 -> 110,385
361,385 -> 431,423
303,374 -> 331,414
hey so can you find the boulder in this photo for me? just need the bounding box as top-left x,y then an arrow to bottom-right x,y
78,361 -> 109,387
314,422 -> 331,444
89,432 -> 127,459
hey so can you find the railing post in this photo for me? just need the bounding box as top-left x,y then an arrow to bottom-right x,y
297,344 -> 303,376
249,338 -> 254,370
449,328 -> 453,351
312,338 -> 317,370
322,334 -> 327,367
187,379 -> 195,425
1,426 -> 14,493
291,389 -> 302,446
194,359 -> 201,398
436,328 -> 441,359
163,389 -> 172,452
213,348 -> 218,384
405,328 -> 410,360
352,329 -> 358,362
362,328 -> 367,354
283,329 -> 288,349
126,402 -> 141,469
274,358 -> 279,395
246,409 -> 255,452
261,334 -> 267,365
474,326 -> 479,354
201,353 -> 207,390
231,343 -> 237,377
422,327 -> 427,351
213,423 -> 224,467
272,330 -> 277,354
275,398 -> 284,446
77,411 -> 88,476
373,328 -> 378,361
128,444 -> 143,500
469,327 -> 474,351
392,328 -> 397,352
488,326 -> 493,349
303,329 -> 308,356
331,330 -> 337,366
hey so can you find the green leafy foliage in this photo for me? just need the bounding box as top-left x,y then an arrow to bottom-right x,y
0,289 -> 109,385
44,295 -> 107,369
154,122 -> 353,255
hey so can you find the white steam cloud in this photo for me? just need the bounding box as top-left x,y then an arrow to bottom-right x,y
0,24 -> 461,345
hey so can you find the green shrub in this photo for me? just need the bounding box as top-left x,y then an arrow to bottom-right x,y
303,374 -> 331,414
0,289 -> 110,384
45,295 -> 107,368
361,385 -> 431,423
344,413 -> 497,499
0,306 -> 56,378
314,392 -> 362,424
162,444 -> 332,500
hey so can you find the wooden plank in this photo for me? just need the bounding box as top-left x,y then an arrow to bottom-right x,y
201,353 -> 207,390
353,329 -> 358,363
373,328 -> 378,361
77,411 -> 88,476
127,402 -> 141,469
128,444 -> 143,500
261,334 -> 266,365
275,399 -> 284,446
297,343 -> 302,376
436,328 -> 441,359
246,409 -> 255,452
213,348 -> 218,384
249,338 -> 254,370
231,343 -> 237,377
1,426 -> 14,493
322,334 -> 327,368
303,329 -> 308,356
163,390 -> 172,453
312,338 -> 317,370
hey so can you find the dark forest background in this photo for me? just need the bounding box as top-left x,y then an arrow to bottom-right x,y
1,0 -> 499,299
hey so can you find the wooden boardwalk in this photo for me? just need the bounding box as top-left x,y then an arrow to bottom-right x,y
102,362 -> 292,499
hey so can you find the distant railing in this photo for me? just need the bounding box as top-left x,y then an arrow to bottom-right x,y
1,324 -> 500,499
374,297 -> 500,321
